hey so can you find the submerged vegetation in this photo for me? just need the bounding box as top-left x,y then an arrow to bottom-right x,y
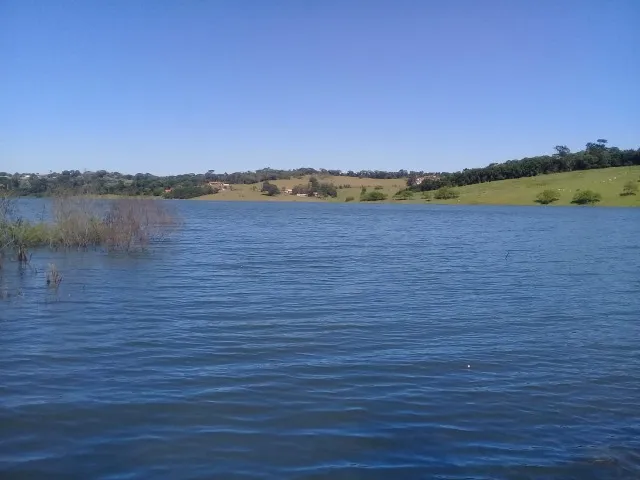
46,263 -> 63,289
0,195 -> 177,269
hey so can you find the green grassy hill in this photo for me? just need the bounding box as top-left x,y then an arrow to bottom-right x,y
196,175 -> 406,202
195,167 -> 640,206
430,166 -> 640,207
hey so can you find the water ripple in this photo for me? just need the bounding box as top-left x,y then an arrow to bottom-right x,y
1,202 -> 640,479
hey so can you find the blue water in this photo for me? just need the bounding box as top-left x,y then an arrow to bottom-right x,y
1,201 -> 640,479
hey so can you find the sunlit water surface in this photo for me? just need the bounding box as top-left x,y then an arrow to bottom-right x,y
1,201 -> 639,479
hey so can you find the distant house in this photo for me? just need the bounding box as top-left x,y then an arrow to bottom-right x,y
208,181 -> 230,191
164,187 -> 172,193
296,193 -> 308,197
283,188 -> 293,195
414,174 -> 440,185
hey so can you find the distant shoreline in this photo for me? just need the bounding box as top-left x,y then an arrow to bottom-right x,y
191,195 -> 640,207
5,165 -> 640,207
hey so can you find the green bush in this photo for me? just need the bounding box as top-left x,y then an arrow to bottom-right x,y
374,185 -> 384,190
360,191 -> 388,202
621,181 -> 638,196
535,189 -> 560,205
433,186 -> 459,200
317,182 -> 338,198
345,196 -> 355,202
393,190 -> 414,200
571,189 -> 602,205
421,191 -> 432,201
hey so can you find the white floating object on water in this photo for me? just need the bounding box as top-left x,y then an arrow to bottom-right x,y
467,365 -> 471,368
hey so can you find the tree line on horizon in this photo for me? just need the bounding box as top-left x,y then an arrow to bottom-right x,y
1,140 -> 638,198
407,140 -> 640,192
0,167 -> 427,197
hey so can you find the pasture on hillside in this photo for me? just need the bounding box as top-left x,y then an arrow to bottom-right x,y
195,167 -> 640,207
196,175 -> 407,202
439,166 -> 640,207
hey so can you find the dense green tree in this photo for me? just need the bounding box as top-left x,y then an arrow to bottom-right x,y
163,185 -> 213,199
261,181 -> 280,196
411,143 -> 639,193
317,182 -> 338,197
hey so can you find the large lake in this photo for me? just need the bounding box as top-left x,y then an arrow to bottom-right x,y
1,201 -> 639,479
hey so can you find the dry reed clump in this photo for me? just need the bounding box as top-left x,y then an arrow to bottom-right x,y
1,195 -> 39,263
46,263 -> 63,288
0,195 -> 14,258
100,199 -> 178,251
50,196 -> 103,249
1,195 -> 179,261
48,196 -> 178,252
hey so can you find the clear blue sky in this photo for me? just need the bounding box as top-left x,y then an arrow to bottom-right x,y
1,0 -> 638,175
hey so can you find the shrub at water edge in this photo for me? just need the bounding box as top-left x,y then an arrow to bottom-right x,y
433,186 -> 459,200
360,191 -> 388,202
393,190 -> 414,200
535,189 -> 561,205
571,190 -> 602,205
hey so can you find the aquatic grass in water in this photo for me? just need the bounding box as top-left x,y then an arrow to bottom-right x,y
0,194 -> 179,262
46,263 -> 63,288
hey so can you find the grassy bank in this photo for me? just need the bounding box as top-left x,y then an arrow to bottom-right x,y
194,167 -> 640,207
195,175 -> 406,202
427,166 -> 640,207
